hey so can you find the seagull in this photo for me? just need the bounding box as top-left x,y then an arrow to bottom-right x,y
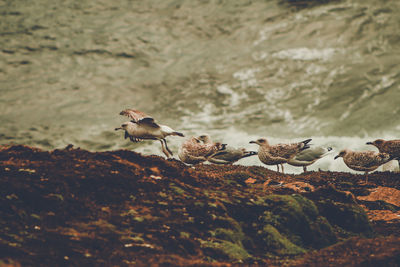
366,139 -> 400,166
334,149 -> 391,182
196,134 -> 257,164
115,109 -> 184,158
178,136 -> 226,165
287,146 -> 333,172
249,138 -> 312,173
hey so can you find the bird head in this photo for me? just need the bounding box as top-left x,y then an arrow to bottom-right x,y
197,134 -> 212,144
114,122 -> 129,131
249,138 -> 268,146
366,139 -> 384,148
334,149 -> 348,160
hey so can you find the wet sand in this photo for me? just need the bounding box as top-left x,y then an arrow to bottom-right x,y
1,145 -> 399,266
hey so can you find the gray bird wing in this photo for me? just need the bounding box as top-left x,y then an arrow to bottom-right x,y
211,147 -> 242,161
136,117 -> 160,129
294,147 -> 329,161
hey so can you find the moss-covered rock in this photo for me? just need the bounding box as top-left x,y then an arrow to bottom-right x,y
305,186 -> 373,237
201,240 -> 251,261
260,224 -> 306,255
258,194 -> 337,253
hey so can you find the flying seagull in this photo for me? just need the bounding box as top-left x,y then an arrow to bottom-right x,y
115,109 -> 184,158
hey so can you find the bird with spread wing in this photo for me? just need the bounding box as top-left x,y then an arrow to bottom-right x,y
115,109 -> 184,158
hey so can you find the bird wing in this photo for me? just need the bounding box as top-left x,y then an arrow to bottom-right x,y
385,141 -> 400,156
269,144 -> 299,158
294,147 -> 329,161
120,109 -> 152,122
351,151 -> 385,167
119,109 -> 160,129
136,117 -> 160,129
211,147 -> 240,161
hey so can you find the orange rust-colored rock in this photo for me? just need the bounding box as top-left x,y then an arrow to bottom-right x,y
358,186 -> 400,207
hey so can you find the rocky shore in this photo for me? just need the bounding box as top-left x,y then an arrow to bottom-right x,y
1,145 -> 400,266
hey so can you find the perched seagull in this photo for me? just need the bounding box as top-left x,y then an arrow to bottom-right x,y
115,109 -> 184,158
249,138 -> 312,173
178,136 -> 226,165
288,146 -> 333,172
366,139 -> 400,165
197,134 -> 257,164
334,149 -> 391,182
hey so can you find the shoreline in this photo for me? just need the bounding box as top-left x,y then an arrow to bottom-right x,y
1,145 -> 400,266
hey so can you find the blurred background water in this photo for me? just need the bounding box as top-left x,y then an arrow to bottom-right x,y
1,0 -> 399,173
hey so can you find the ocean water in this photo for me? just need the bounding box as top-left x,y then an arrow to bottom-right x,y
1,0 -> 399,173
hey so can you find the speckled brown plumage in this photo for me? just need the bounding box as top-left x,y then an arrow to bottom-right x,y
367,139 -> 400,159
197,134 -> 257,164
334,149 -> 391,182
178,137 -> 226,164
249,138 -> 311,173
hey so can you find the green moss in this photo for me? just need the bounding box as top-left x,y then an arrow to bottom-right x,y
261,224 -> 306,255
210,228 -> 244,244
316,200 -> 373,235
121,209 -> 138,217
202,240 -> 251,261
169,184 -> 185,195
180,232 -> 190,238
260,194 -> 337,249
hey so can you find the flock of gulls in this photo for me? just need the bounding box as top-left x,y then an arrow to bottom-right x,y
115,109 -> 400,181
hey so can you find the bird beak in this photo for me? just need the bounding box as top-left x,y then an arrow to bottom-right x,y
249,141 -> 256,144
115,127 -> 122,131
334,155 -> 339,160
366,142 -> 372,145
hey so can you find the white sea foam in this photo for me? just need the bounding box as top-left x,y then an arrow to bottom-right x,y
253,22 -> 289,46
233,68 -> 260,88
216,84 -> 248,107
272,48 -> 338,61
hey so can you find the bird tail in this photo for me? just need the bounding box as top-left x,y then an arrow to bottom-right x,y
242,151 -> 258,158
302,139 -> 312,145
172,131 -> 184,137
300,139 -> 312,150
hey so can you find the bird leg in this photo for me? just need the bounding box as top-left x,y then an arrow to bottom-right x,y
365,171 -> 369,183
276,165 -> 280,172
280,164 -> 285,174
159,140 -> 171,158
162,139 -> 173,156
303,166 -> 307,173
